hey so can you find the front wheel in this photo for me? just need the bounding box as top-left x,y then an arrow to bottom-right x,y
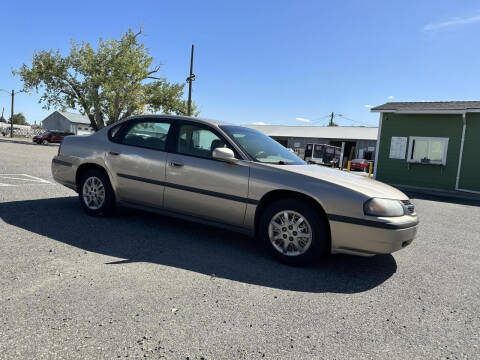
42,139 -> 49,145
259,199 -> 329,265
78,168 -> 115,216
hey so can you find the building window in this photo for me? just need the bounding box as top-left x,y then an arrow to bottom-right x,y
407,137 -> 449,165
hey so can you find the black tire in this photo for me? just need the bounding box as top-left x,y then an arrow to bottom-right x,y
42,139 -> 49,145
78,168 -> 115,216
259,198 -> 329,265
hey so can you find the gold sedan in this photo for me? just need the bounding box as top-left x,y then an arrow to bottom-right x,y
52,115 -> 418,265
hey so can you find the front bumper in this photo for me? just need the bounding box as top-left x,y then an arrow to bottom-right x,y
330,215 -> 418,256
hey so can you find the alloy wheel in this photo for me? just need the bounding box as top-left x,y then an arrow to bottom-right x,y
268,210 -> 313,256
82,176 -> 106,210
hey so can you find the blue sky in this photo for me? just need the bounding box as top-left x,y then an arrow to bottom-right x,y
1,0 -> 480,127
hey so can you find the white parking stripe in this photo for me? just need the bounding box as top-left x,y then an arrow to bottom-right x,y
17,174 -> 52,184
0,174 -> 52,186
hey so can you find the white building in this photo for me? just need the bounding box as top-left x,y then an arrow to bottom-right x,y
41,111 -> 94,135
245,124 -> 378,164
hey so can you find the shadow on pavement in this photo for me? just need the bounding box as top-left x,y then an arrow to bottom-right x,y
0,196 -> 397,294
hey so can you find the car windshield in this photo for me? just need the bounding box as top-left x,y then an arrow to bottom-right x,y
40,131 -> 50,136
220,125 -> 305,165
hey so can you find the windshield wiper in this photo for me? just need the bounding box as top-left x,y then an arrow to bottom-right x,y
257,160 -> 295,165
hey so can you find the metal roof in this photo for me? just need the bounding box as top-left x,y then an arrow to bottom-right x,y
58,111 -> 91,124
371,101 -> 480,112
244,125 -> 378,141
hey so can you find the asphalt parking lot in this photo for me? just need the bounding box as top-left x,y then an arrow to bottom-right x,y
0,138 -> 479,359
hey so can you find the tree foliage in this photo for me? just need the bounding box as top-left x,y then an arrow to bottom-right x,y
10,113 -> 27,125
15,29 -> 197,131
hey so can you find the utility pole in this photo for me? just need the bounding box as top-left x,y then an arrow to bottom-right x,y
186,44 -> 196,116
329,112 -> 334,126
10,89 -> 14,138
328,112 -> 342,126
1,88 -> 27,136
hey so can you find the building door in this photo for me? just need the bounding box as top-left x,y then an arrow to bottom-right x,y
458,116 -> 480,192
363,151 -> 374,160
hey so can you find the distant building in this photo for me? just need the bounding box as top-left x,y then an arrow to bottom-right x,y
42,111 -> 94,135
245,124 -> 378,166
371,101 -> 480,193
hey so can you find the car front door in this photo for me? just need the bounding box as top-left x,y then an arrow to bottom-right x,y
164,122 -> 250,227
105,119 -> 172,208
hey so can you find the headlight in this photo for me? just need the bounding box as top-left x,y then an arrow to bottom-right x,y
364,198 -> 404,217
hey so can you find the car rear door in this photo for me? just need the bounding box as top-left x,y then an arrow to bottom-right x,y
105,118 -> 172,208
49,132 -> 58,143
57,133 -> 66,142
164,121 -> 250,227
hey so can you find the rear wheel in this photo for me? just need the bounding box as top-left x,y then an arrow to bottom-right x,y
78,168 -> 115,216
259,198 -> 329,265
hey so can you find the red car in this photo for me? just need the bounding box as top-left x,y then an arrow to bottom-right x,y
350,158 -> 371,171
33,131 -> 74,145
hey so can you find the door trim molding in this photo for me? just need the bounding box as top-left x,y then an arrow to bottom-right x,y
455,112 -> 467,191
117,173 -> 259,205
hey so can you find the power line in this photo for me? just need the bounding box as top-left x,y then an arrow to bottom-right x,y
336,114 -> 372,126
295,113 -> 373,126
306,115 -> 331,125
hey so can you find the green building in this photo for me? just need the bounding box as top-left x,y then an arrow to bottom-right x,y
371,102 -> 480,194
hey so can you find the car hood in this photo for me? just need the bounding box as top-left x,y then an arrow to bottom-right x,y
264,164 -> 409,200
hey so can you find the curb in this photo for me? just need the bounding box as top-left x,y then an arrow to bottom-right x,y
392,184 -> 480,203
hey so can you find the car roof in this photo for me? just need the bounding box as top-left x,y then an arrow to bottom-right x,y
123,114 -> 232,127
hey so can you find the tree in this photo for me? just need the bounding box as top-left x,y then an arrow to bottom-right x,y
15,29 -> 197,131
9,113 -> 28,125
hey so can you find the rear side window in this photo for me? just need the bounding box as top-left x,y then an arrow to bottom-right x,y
109,124 -> 123,141
121,121 -> 171,151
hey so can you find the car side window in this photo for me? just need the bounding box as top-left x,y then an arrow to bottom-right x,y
176,124 -> 232,159
121,121 -> 171,151
109,123 -> 124,142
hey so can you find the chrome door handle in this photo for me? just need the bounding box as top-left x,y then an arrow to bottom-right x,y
169,161 -> 184,167
109,151 -> 120,156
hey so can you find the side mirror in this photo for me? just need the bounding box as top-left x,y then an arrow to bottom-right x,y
212,147 -> 238,163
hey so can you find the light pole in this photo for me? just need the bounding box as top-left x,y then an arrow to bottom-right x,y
0,88 -> 29,137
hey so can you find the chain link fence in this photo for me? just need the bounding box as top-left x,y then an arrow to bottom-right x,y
0,124 -> 44,138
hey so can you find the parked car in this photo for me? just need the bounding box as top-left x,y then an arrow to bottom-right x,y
52,115 -> 418,265
350,158 -> 371,172
33,131 -> 74,145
